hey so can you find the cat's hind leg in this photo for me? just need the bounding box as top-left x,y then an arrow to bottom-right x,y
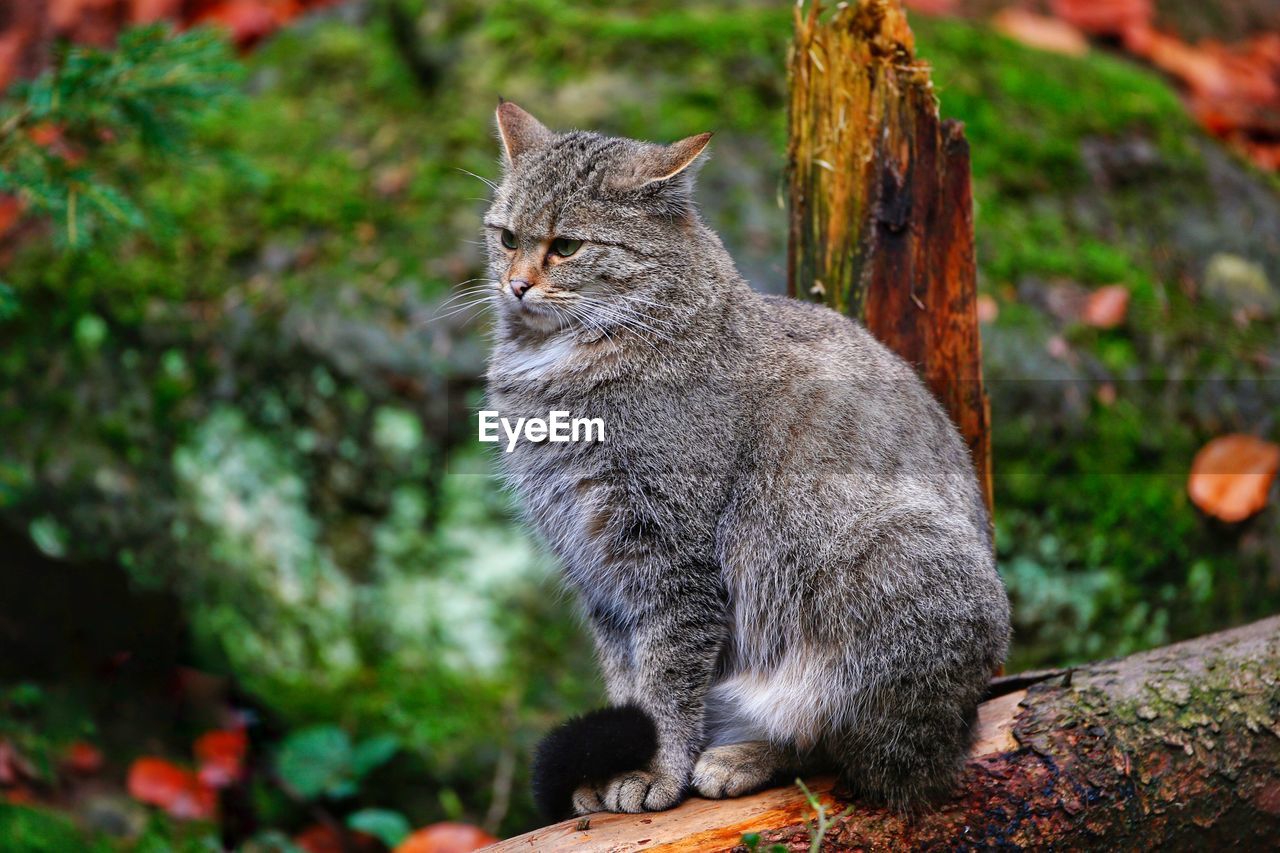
691,740 -> 797,799
693,683 -> 801,799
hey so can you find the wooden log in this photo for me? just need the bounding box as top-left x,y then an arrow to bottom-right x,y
786,0 -> 993,512
491,616 -> 1280,851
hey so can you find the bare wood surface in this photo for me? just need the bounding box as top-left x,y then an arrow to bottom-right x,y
786,0 -> 993,512
492,617 -> 1280,851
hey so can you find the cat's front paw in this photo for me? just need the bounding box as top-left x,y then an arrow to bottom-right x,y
571,771 -> 684,814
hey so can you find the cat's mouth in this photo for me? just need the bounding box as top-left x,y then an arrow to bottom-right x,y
516,297 -> 552,316
510,295 -> 569,331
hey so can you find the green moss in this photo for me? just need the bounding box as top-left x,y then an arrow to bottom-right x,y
915,17 -> 1197,192
0,805 -> 107,853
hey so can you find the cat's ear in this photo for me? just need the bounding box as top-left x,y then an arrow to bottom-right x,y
613,133 -> 712,218
495,100 -> 555,164
631,132 -> 713,189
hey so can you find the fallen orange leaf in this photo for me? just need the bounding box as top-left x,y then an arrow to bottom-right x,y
1050,0 -> 1152,38
0,739 -> 35,785
977,293 -> 999,324
129,0 -> 184,23
1120,23 -> 1280,172
295,824 -> 380,853
193,0 -> 283,48
63,741 -> 104,774
0,195 -> 23,239
49,0 -> 117,34
0,29 -> 26,92
127,757 -> 217,820
1082,284 -> 1129,328
901,0 -> 959,15
3,786 -> 35,804
194,728 -> 246,788
295,825 -> 344,853
993,9 -> 1088,57
395,822 -> 498,853
128,758 -> 188,807
1188,434 -> 1280,523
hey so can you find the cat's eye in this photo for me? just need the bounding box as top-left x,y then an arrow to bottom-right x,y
500,228 -> 518,250
550,237 -> 583,258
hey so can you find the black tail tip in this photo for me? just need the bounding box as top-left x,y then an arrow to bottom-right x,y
531,704 -> 658,821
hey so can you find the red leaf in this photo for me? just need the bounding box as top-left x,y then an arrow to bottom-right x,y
3,786 -> 35,804
129,0 -> 185,23
395,823 -> 499,853
28,123 -> 62,148
1082,284 -> 1130,328
1189,435 -> 1280,523
0,739 -> 34,785
127,757 -> 217,820
63,741 -> 104,774
128,757 -> 189,806
0,29 -> 27,91
993,9 -> 1088,57
1049,0 -> 1152,38
166,782 -> 218,821
1120,25 -> 1280,172
193,1 -> 284,48
0,195 -> 21,238
295,824 -> 380,853
976,294 -> 999,325
295,825 -> 345,853
900,0 -> 959,15
194,728 -> 246,788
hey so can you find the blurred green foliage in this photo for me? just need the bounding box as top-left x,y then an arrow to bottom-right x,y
0,1 -> 1278,843
0,804 -> 223,852
0,25 -> 240,256
275,726 -> 398,800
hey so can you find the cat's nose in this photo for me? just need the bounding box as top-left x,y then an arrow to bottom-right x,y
510,278 -> 532,299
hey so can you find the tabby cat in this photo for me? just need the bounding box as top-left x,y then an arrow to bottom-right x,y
481,102 -> 1009,816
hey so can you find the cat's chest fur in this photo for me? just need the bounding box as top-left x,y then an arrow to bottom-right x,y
486,335 -> 740,590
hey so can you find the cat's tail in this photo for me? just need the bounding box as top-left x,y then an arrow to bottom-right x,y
531,704 -> 658,820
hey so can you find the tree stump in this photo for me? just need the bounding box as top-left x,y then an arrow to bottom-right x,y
787,0 -> 993,512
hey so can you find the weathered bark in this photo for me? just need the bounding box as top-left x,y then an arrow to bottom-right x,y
786,0 -> 993,512
492,616 -> 1280,851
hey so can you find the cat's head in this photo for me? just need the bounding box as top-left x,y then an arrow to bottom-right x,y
483,101 -> 712,334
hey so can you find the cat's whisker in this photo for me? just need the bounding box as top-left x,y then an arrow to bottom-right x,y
572,303 -> 665,351
456,167 -> 498,190
571,294 -> 673,326
408,291 -> 494,327
421,279 -> 498,311
424,295 -> 496,326
435,284 -> 497,304
425,287 -> 500,319
572,300 -> 676,345
555,300 -> 624,350
616,293 -> 678,312
459,302 -> 495,327
435,283 -> 499,305
575,295 -> 681,331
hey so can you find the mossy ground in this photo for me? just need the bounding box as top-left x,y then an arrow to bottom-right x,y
1,1 -> 1278,839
